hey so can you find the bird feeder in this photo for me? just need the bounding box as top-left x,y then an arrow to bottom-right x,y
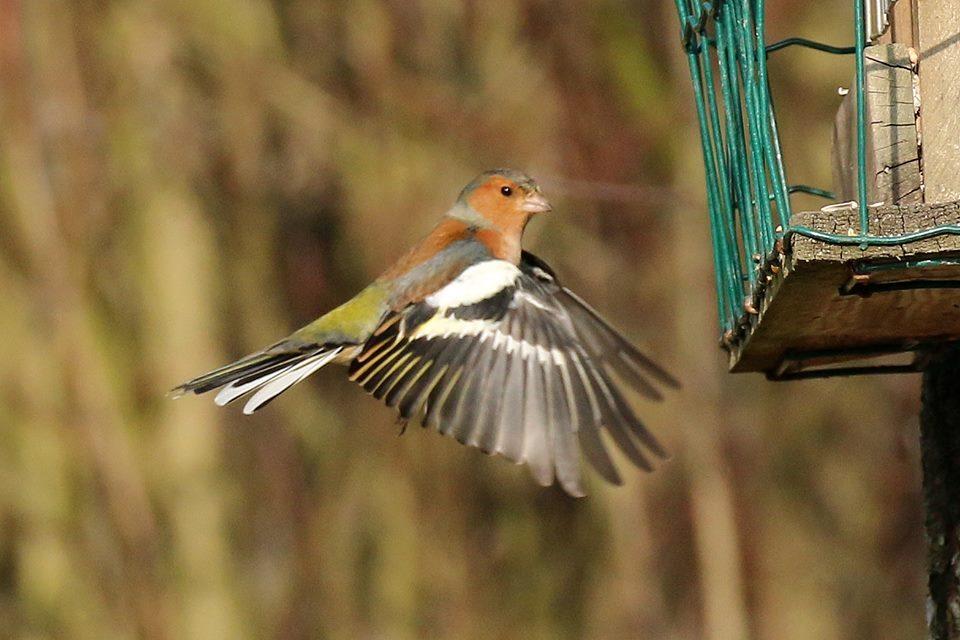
673,0 -> 960,380
674,1 -> 960,636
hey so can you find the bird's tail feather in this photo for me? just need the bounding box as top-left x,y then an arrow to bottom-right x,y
170,344 -> 344,414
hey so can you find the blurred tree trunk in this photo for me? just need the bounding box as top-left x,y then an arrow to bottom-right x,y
920,345 -> 960,640
667,11 -> 752,636
671,177 -> 752,640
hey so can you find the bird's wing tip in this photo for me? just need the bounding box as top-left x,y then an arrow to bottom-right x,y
662,371 -> 682,390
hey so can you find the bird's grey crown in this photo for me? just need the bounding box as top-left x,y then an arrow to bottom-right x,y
457,168 -> 539,201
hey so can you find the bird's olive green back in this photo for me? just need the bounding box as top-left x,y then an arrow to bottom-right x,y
293,282 -> 391,345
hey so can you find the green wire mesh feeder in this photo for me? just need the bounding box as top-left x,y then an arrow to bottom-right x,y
673,0 -> 960,379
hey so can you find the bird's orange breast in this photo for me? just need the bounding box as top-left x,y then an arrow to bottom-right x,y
475,228 -> 521,263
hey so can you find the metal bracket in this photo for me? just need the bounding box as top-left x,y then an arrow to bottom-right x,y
840,258 -> 960,297
769,342 -> 933,380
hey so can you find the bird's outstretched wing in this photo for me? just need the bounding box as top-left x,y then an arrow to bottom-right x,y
349,252 -> 678,496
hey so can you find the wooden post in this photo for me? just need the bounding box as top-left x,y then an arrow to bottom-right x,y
914,1 -> 960,637
912,1 -> 960,637
920,344 -> 960,640
916,0 -> 960,203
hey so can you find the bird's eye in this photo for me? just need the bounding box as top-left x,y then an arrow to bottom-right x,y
500,186 -> 513,197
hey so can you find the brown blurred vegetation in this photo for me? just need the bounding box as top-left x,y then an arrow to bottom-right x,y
0,1 -> 927,638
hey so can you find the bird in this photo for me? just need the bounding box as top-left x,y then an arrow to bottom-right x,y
171,169 -> 678,496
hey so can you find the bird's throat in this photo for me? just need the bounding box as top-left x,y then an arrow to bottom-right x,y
476,226 -> 524,264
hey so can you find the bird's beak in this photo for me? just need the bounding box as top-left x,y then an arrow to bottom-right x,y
521,191 -> 552,213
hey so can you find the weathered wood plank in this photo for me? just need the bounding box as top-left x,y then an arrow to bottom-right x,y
792,200 -> 960,260
832,44 -> 922,207
728,201 -> 960,373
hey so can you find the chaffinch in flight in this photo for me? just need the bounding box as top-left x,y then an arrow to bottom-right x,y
172,169 -> 678,496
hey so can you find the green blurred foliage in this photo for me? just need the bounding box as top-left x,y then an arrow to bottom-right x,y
0,1 -> 925,638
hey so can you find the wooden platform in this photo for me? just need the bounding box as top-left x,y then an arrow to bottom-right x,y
727,200 -> 960,377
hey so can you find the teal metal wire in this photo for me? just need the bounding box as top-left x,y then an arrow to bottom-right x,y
853,0 -> 869,236
765,38 -> 856,55
674,0 -> 960,333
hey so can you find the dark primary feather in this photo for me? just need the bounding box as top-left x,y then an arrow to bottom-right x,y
348,252 -> 677,496
520,250 -> 680,394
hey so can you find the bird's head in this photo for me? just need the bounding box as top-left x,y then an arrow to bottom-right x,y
449,169 -> 552,232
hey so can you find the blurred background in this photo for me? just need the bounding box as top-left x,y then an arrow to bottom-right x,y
0,1 -> 927,638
